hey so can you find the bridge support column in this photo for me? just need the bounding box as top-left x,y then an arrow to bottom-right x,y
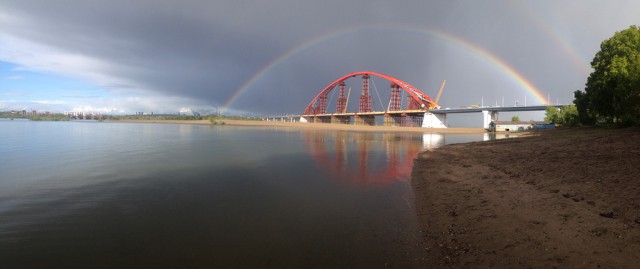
482,110 -> 499,129
314,116 -> 331,123
405,113 -> 424,127
331,115 -> 350,124
354,115 -> 375,126
422,112 -> 447,128
383,114 -> 403,127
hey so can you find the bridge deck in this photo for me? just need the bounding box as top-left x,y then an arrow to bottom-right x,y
296,105 -> 567,121
430,105 -> 565,114
305,110 -> 428,117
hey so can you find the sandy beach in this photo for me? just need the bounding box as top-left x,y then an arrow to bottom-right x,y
411,128 -> 640,268
107,119 -> 486,133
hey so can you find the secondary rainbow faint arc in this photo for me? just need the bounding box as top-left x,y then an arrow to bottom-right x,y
222,24 -> 548,113
421,27 -> 549,105
508,1 -> 591,75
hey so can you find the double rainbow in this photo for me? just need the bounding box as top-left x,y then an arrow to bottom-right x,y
222,24 -> 560,113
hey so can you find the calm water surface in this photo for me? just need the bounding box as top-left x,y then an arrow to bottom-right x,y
0,120 -> 487,268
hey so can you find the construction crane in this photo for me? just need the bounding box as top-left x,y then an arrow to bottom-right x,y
433,80 -> 446,109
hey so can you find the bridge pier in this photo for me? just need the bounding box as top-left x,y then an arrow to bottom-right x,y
383,113 -> 403,127
331,115 -> 351,124
422,112 -> 447,128
314,116 -> 332,123
482,110 -> 499,129
354,115 -> 375,126
405,114 -> 424,127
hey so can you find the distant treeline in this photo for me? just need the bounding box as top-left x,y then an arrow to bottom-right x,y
0,111 -> 263,122
108,114 -> 261,121
109,115 -> 208,121
0,111 -> 69,121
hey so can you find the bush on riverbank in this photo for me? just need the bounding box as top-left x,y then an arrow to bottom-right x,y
545,105 -> 580,127
209,116 -> 225,125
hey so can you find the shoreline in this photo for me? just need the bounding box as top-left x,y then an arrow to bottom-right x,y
105,119 -> 487,133
411,128 -> 640,268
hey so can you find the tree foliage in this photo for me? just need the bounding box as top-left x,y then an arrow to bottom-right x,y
546,105 -> 580,127
511,116 -> 520,122
545,107 -> 561,123
109,115 -> 207,120
575,25 -> 640,126
0,111 -> 69,121
209,115 -> 225,125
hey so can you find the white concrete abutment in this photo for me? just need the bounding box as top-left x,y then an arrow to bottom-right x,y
482,110 -> 499,129
422,112 -> 447,128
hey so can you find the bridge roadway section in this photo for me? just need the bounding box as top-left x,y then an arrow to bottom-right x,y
428,105 -> 564,128
283,105 -> 567,129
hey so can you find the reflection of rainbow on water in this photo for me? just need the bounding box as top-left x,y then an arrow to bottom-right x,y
303,131 -> 444,186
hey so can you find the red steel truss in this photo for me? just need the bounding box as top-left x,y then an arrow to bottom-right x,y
359,75 -> 372,113
336,82 -> 346,113
303,70 -> 436,115
318,94 -> 328,114
389,83 -> 401,111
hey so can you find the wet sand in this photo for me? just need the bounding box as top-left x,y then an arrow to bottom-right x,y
107,119 -> 486,133
411,128 -> 640,268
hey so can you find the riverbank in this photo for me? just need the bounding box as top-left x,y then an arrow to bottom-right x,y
106,119 -> 486,133
411,127 -> 640,268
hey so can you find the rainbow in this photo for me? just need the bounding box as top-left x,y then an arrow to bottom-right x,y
508,1 -> 592,74
417,27 -> 550,105
221,25 -> 364,114
222,24 -> 552,113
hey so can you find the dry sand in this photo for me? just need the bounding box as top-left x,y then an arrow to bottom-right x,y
411,128 -> 640,268
107,119 -> 486,133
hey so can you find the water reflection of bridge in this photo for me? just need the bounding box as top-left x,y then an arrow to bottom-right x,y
303,131 -> 444,186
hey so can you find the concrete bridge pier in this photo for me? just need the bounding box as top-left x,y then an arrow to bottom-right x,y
422,112 -> 447,128
383,114 -> 403,127
354,115 -> 375,126
482,110 -> 499,129
314,116 -> 331,123
331,115 -> 351,124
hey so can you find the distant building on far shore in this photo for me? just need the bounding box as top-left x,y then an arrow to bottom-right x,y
488,121 -> 555,132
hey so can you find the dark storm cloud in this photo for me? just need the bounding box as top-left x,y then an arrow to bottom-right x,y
1,0 -> 639,114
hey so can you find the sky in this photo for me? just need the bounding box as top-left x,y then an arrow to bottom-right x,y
1,0 -> 639,119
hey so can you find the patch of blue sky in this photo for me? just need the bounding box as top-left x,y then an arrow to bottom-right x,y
1,60 -> 107,103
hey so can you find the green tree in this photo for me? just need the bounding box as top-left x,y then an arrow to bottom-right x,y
545,105 -> 580,127
575,25 -> 640,126
573,90 -> 595,125
545,107 -> 561,123
560,105 -> 580,127
511,116 -> 520,122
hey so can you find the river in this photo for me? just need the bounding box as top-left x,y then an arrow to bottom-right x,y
0,119 -> 488,268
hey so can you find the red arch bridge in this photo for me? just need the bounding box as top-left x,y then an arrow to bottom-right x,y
295,70 -> 565,128
300,70 -> 445,127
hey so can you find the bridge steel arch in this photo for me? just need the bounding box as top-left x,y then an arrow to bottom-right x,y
303,71 -> 437,115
